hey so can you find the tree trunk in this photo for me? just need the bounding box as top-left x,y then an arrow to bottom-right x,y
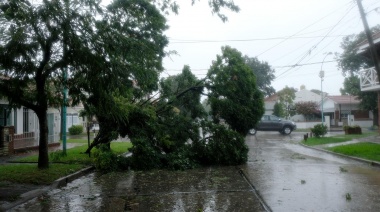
37,111 -> 49,169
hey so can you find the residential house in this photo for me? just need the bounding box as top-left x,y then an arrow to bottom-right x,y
0,98 -> 85,155
264,87 -> 372,128
357,32 -> 380,128
323,95 -> 372,128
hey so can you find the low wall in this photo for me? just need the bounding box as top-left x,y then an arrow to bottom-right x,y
296,122 -> 321,129
295,119 -> 373,129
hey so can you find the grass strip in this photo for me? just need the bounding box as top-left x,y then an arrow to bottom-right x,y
13,141 -> 132,163
326,142 -> 380,162
0,164 -> 85,185
302,132 -> 377,146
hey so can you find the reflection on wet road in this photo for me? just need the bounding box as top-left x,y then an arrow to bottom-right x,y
241,132 -> 380,212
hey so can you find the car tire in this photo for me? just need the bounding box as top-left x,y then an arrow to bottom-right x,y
282,126 -> 292,135
248,128 -> 257,135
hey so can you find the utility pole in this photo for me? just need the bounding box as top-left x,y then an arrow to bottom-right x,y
62,69 -> 67,154
356,0 -> 380,74
356,0 -> 380,133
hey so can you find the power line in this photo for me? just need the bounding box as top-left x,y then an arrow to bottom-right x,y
275,2 -> 356,79
168,35 -> 349,43
165,60 -> 338,73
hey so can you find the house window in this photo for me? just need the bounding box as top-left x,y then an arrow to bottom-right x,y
23,108 -> 29,133
66,113 -> 79,132
0,105 -> 10,127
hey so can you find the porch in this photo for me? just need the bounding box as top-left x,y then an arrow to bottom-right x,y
0,126 -> 59,156
360,67 -> 380,91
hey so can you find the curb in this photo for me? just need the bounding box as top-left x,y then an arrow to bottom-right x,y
300,143 -> 380,168
0,166 -> 94,211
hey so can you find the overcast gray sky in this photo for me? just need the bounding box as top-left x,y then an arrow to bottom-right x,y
162,0 -> 380,95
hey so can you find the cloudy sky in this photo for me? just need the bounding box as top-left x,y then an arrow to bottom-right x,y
162,0 -> 380,95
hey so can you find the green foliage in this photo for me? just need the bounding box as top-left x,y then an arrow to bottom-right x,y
68,125 -> 83,135
310,124 -> 327,138
163,146 -> 198,170
273,102 -> 285,118
93,144 -> 122,172
128,138 -> 162,170
276,86 -> 297,118
207,46 -> 264,135
244,56 -> 276,97
159,65 -> 206,119
193,123 -> 248,166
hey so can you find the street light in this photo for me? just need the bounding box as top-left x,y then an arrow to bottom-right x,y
320,52 -> 332,125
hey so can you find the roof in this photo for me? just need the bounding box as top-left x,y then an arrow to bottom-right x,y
264,94 -> 279,102
327,95 -> 360,104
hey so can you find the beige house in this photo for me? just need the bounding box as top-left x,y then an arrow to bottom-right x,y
264,88 -> 373,128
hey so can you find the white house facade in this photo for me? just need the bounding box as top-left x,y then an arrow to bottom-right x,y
0,98 -> 85,155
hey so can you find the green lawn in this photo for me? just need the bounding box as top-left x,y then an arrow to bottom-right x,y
302,132 -> 377,146
327,142 -> 380,162
0,140 -> 132,185
0,164 -> 85,185
14,141 -> 132,163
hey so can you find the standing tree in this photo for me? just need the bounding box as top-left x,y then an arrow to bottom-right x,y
277,86 -> 297,119
244,56 -> 276,97
0,0 -> 168,169
273,102 -> 285,118
207,46 -> 264,135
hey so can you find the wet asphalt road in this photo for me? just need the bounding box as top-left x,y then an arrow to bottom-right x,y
242,132 -> 380,212
9,132 -> 380,211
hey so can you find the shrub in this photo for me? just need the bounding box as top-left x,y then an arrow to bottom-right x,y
311,124 -> 327,138
93,144 -> 119,172
344,125 -> 362,135
68,125 -> 83,135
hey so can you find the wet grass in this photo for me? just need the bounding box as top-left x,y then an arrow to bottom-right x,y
327,142 -> 380,162
0,140 -> 132,185
0,164 -> 85,185
302,132 -> 377,146
13,141 -> 132,163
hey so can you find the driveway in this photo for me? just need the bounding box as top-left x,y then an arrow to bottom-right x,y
241,132 -> 380,211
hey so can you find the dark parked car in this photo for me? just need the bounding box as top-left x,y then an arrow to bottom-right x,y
249,115 -> 297,135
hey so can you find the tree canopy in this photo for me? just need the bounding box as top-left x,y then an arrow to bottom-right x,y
244,56 -> 276,97
0,0 -> 168,168
207,46 -> 264,135
0,0 -> 261,170
276,86 -> 297,119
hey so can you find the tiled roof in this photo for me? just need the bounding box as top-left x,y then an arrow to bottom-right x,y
327,95 -> 360,104
264,94 -> 279,102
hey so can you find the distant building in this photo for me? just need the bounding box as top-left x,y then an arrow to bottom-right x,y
264,88 -> 373,128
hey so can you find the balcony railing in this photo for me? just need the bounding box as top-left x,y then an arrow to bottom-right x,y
360,67 -> 380,91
